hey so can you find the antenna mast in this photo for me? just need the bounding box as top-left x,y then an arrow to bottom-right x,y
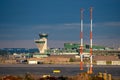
80,8 -> 84,70
89,7 -> 93,74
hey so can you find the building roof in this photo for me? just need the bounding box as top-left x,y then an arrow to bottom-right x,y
93,55 -> 120,61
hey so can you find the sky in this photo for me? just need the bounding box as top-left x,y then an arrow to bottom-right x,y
0,0 -> 120,48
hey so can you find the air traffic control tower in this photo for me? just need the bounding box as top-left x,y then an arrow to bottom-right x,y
34,33 -> 48,54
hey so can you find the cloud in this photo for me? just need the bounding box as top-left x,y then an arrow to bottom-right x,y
0,39 -> 78,48
63,21 -> 120,28
0,38 -> 120,49
64,23 -> 80,26
0,40 -> 36,48
32,23 -> 94,31
2,21 -> 119,33
93,38 -> 120,49
95,21 -> 120,27
68,21 -> 120,28
0,34 -> 15,38
0,21 -> 120,48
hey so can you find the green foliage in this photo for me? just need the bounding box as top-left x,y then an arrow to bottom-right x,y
0,50 -> 8,56
90,76 -> 104,80
24,72 -> 34,80
106,61 -> 111,65
69,58 -> 75,62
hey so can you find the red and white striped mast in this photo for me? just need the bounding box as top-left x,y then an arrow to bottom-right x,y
80,8 -> 84,70
89,7 -> 93,74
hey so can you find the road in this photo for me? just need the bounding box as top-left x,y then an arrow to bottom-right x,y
0,64 -> 120,77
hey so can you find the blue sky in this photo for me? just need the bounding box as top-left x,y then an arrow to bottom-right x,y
0,0 -> 120,48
